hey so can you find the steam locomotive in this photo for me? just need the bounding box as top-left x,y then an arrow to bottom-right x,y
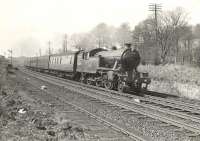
25,45 -> 151,93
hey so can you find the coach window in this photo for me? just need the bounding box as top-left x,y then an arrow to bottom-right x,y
87,52 -> 89,59
60,57 -> 62,64
70,56 -> 72,64
84,52 -> 89,60
82,53 -> 84,59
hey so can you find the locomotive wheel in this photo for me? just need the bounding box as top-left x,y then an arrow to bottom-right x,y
135,83 -> 142,92
80,74 -> 85,83
104,81 -> 113,90
95,80 -> 102,87
117,81 -> 125,92
86,79 -> 92,85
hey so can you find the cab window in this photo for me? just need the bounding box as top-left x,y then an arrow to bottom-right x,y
83,52 -> 89,60
60,57 -> 62,64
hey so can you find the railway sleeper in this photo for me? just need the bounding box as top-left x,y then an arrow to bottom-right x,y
187,133 -> 200,137
106,105 -> 119,108
156,122 -> 173,126
95,102 -> 112,106
89,99 -> 101,102
120,109 -> 133,113
190,112 -> 200,115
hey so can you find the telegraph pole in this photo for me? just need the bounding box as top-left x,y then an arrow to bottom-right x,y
149,3 -> 162,42
149,3 -> 162,63
8,49 -> 12,65
39,48 -> 41,56
36,53 -> 38,68
48,41 -> 51,69
48,41 -> 51,55
63,34 -> 68,52
98,38 -> 101,48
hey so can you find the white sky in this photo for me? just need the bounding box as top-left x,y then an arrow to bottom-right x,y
0,0 -> 199,57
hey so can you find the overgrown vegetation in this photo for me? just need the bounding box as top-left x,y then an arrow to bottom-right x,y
139,64 -> 200,99
0,58 -> 8,90
139,64 -> 200,85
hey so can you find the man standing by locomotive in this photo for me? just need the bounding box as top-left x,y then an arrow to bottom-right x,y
124,43 -> 141,71
123,43 -> 141,88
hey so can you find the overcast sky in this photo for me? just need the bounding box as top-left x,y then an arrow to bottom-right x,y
0,0 -> 199,57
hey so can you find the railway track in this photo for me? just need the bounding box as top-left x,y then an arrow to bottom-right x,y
19,69 -> 151,141
24,68 -> 200,118
21,68 -> 200,140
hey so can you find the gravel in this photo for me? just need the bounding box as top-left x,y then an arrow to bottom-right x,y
0,70 -> 133,141
21,70 -> 200,141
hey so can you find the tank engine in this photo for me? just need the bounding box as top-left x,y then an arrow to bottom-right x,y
76,44 -> 151,93
25,44 -> 151,94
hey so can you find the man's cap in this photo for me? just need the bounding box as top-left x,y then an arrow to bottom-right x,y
124,43 -> 132,47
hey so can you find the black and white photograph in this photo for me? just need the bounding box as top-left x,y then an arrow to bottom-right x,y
0,0 -> 200,140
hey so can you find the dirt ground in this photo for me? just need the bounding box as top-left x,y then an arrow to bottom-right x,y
0,69 -> 90,141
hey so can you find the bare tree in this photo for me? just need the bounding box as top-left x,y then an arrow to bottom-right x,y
62,34 -> 68,52
115,23 -> 132,47
157,25 -> 174,62
193,24 -> 200,39
133,18 -> 159,64
70,33 -> 96,50
133,18 -> 155,45
160,7 -> 189,63
91,23 -> 114,48
70,33 -> 84,50
132,7 -> 189,64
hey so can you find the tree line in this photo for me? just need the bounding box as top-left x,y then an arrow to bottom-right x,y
59,7 -> 200,66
